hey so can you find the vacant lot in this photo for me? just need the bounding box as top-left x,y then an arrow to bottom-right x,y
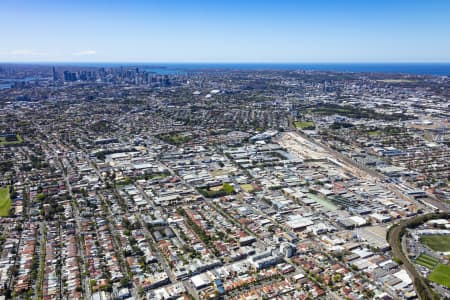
429,264 -> 450,288
240,184 -> 254,193
415,253 -> 438,269
420,235 -> 450,252
0,186 -> 11,217
210,185 -> 224,192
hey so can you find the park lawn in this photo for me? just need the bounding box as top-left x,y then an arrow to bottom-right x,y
420,235 -> 450,252
157,132 -> 193,145
415,253 -> 438,269
429,264 -> 450,288
0,186 -> 11,217
368,130 -> 380,136
294,121 -> 315,130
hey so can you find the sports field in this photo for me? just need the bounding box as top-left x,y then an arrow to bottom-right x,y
0,186 -> 11,217
415,253 -> 438,269
294,121 -> 315,130
429,264 -> 450,288
420,235 -> 450,252
0,134 -> 23,146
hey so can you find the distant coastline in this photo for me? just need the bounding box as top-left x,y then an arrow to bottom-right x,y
2,62 -> 450,76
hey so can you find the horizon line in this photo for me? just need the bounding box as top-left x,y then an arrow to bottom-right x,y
2,61 -> 450,65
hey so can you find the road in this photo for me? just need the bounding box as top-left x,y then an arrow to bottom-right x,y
82,151 -> 185,297
61,165 -> 92,300
132,186 -> 201,299
33,221 -> 46,300
98,192 -> 140,299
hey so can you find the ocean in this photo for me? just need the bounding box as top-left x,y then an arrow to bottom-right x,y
65,62 -> 450,76
149,63 -> 450,76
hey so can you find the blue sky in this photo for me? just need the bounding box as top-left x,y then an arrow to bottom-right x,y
1,0 -> 450,62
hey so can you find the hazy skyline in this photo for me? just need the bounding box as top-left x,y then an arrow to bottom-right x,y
2,0 -> 450,63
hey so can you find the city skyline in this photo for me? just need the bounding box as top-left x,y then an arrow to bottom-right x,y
2,0 -> 450,63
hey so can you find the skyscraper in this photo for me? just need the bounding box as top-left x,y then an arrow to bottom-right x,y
52,66 -> 58,81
